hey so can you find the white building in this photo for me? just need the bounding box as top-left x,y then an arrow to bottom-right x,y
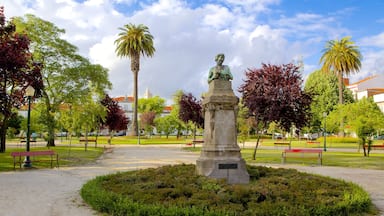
346,74 -> 384,113
113,89 -> 172,133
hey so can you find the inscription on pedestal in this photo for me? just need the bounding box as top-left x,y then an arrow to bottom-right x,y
218,163 -> 238,169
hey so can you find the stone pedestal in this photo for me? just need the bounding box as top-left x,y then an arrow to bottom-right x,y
196,80 -> 249,184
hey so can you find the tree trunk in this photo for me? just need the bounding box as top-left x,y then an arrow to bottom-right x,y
0,110 -> 10,152
252,132 -> 261,160
130,54 -> 140,136
338,73 -> 345,137
46,111 -> 56,147
43,93 -> 56,147
0,123 -> 7,153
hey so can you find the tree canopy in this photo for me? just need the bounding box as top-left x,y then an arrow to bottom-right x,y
304,70 -> 354,132
138,96 -> 165,115
320,36 -> 361,105
0,8 -> 43,152
239,63 -> 312,132
178,93 -> 203,128
327,97 -> 384,156
100,94 -> 129,133
13,14 -> 111,146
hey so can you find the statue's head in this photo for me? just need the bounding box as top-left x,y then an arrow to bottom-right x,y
215,53 -> 225,64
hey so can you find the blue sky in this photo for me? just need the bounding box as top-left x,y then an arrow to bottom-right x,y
3,0 -> 384,103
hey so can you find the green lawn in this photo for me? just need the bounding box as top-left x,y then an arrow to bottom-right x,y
3,136 -> 384,171
0,146 -> 104,172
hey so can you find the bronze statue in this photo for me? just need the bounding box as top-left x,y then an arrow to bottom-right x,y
208,53 -> 233,83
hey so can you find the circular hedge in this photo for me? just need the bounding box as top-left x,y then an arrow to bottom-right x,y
81,164 -> 375,216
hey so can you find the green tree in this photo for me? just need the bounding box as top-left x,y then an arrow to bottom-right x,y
115,23 -> 155,136
320,36 -> 362,136
304,70 -> 354,133
155,115 -> 178,138
74,95 -> 106,150
330,98 -> 384,156
14,15 -> 111,147
320,36 -> 362,105
138,96 -> 165,115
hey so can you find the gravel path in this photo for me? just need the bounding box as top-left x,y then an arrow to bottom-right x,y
0,145 -> 383,215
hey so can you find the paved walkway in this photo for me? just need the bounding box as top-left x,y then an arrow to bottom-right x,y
0,145 -> 383,215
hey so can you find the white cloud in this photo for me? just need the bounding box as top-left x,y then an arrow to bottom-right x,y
360,33 -> 384,48
3,0 -> 384,103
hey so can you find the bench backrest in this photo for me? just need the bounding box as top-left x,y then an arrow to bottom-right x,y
11,150 -> 55,157
284,149 -> 322,153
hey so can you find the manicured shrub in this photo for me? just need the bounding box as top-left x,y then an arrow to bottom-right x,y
81,164 -> 375,216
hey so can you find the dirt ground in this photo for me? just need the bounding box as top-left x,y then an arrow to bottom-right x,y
1,145 -> 383,216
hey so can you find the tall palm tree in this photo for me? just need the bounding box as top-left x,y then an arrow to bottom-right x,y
115,23 -> 155,136
320,36 -> 362,136
320,36 -> 362,105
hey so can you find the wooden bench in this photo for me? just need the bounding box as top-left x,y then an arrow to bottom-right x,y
186,140 -> 204,147
10,150 -> 59,169
274,142 -> 290,148
364,144 -> 384,150
79,138 -> 97,147
18,139 -> 38,148
282,149 -> 322,165
307,141 -> 320,145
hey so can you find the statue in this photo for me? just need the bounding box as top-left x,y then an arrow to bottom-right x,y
197,53 -> 249,184
208,53 -> 233,83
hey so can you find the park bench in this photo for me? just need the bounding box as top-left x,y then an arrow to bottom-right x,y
307,141 -> 320,145
282,149 -> 322,165
186,140 -> 204,147
363,144 -> 384,150
18,138 -> 38,148
79,138 -> 97,147
10,150 -> 59,169
274,142 -> 290,148
306,141 -> 320,147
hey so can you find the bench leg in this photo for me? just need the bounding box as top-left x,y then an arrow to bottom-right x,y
13,157 -> 15,170
19,156 -> 22,168
281,152 -> 286,164
56,154 -> 59,168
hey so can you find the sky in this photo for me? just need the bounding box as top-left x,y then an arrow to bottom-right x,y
3,0 -> 384,104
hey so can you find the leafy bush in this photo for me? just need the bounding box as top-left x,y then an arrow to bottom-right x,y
81,164 -> 375,216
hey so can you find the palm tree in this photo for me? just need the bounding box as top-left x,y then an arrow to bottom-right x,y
320,36 -> 362,105
115,24 -> 155,136
320,36 -> 362,136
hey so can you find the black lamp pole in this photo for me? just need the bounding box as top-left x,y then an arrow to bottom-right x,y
23,86 -> 34,168
323,112 -> 327,152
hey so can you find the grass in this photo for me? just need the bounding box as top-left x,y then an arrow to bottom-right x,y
0,146 -> 104,172
57,136 -> 192,145
81,164 -> 376,216
185,146 -> 384,169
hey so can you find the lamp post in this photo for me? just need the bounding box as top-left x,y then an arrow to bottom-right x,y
323,112 -> 327,152
137,119 -> 141,145
23,85 -> 35,168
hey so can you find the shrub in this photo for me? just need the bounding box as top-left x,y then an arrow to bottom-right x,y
81,164 -> 375,216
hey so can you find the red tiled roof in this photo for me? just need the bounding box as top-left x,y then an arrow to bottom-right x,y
113,96 -> 134,102
164,106 -> 172,112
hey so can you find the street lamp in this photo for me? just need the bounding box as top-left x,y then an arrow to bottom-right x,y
323,112 -> 327,152
23,85 -> 35,168
137,119 -> 140,145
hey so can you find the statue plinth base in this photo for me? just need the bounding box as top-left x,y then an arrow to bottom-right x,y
196,80 -> 249,184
